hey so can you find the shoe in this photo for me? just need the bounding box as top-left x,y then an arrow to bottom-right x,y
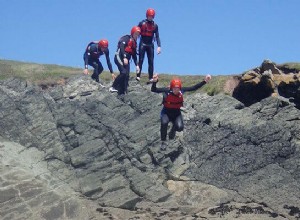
136,77 -> 141,82
109,87 -> 118,93
146,78 -> 154,85
98,82 -> 105,88
117,94 -> 125,101
169,127 -> 176,140
160,141 -> 167,151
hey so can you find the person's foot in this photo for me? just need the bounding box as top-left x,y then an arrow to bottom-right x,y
109,87 -> 118,93
160,141 -> 167,151
169,127 -> 176,140
117,94 -> 125,101
98,82 -> 105,88
146,78 -> 154,85
136,76 -> 141,82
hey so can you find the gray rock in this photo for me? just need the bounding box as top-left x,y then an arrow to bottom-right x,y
0,76 -> 299,219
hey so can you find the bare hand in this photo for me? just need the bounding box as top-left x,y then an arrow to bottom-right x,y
123,58 -> 129,65
157,47 -> 161,55
153,73 -> 159,82
136,65 -> 140,73
111,73 -> 116,81
83,69 -> 89,75
205,74 -> 212,83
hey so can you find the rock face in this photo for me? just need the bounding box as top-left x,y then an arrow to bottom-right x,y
0,75 -> 300,220
233,60 -> 300,109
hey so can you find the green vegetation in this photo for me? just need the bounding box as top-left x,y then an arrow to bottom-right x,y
279,62 -> 300,71
1,59 -> 299,96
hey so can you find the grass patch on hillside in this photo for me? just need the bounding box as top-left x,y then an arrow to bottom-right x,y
0,59 -> 235,95
3,59 -> 298,95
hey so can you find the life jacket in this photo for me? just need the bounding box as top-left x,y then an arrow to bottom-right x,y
117,35 -> 137,55
163,91 -> 184,109
140,20 -> 156,37
86,41 -> 103,59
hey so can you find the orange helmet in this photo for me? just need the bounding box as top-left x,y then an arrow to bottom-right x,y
170,78 -> 182,89
98,39 -> 108,48
146,8 -> 155,18
131,26 -> 141,36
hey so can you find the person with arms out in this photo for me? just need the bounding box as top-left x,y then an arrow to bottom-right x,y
109,26 -> 141,95
151,74 -> 212,150
83,39 -> 115,83
136,8 -> 161,83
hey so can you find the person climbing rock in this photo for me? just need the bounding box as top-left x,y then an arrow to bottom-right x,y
83,39 -> 115,83
151,74 -> 212,150
109,26 -> 141,95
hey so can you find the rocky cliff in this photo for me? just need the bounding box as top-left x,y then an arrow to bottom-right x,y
0,75 -> 299,220
233,60 -> 300,109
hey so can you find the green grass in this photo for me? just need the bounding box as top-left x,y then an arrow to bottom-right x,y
278,62 -> 300,71
1,59 -> 299,95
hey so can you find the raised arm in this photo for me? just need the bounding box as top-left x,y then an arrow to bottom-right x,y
182,75 -> 211,92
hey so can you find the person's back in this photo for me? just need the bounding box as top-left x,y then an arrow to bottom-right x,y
109,26 -> 141,95
83,39 -> 114,83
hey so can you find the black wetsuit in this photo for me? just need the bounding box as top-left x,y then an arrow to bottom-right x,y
151,80 -> 206,141
83,42 -> 113,82
112,35 -> 138,95
137,19 -> 161,80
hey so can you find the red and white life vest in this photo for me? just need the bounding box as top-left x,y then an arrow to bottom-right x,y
163,92 -> 184,109
124,38 -> 137,55
141,21 -> 156,37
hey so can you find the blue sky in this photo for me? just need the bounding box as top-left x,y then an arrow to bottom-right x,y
1,0 -> 300,75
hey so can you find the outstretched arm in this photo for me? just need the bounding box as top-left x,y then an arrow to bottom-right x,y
151,82 -> 169,93
105,50 -> 113,73
182,75 -> 211,92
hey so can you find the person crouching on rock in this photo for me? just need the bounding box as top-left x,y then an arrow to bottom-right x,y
109,26 -> 141,95
83,39 -> 116,84
151,74 -> 212,150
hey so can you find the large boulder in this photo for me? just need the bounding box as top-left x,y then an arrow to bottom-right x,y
233,59 -> 300,108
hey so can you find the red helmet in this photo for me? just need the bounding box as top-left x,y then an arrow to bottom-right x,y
131,26 -> 141,36
170,78 -> 182,89
98,39 -> 108,48
146,8 -> 155,18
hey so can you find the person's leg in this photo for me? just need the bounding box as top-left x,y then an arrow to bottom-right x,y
160,113 -> 169,141
169,114 -> 184,140
124,64 -> 130,93
137,43 -> 146,79
169,124 -> 176,140
146,44 -> 154,80
89,60 -> 103,82
111,56 -> 126,93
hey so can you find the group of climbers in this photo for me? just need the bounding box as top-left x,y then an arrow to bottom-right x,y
83,8 -> 160,94
83,8 -> 212,149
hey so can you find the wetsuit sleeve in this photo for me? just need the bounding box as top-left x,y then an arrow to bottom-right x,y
119,41 -> 126,60
151,82 -> 169,93
132,53 -> 138,66
155,24 -> 161,47
83,47 -> 90,68
138,21 -> 143,28
105,49 -> 113,73
182,80 -> 206,92
119,37 -> 131,61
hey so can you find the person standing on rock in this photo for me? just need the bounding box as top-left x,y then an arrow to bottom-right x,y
151,74 -> 212,150
109,26 -> 141,95
136,8 -> 161,83
83,39 -> 116,84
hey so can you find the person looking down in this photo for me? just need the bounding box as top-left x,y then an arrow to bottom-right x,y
83,39 -> 115,83
151,73 -> 212,150
109,26 -> 141,95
